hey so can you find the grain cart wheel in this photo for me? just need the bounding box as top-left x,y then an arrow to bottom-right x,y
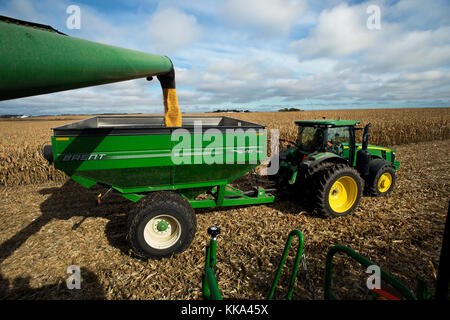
314,164 -> 363,217
366,159 -> 396,197
128,191 -> 196,259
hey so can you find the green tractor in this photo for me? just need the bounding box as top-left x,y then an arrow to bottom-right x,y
271,120 -> 400,217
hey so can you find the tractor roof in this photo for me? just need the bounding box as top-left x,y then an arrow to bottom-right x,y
295,120 -> 360,127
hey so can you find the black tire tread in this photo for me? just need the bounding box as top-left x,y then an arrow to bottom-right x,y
366,160 -> 396,197
313,164 -> 363,217
128,191 -> 196,259
296,161 -> 338,206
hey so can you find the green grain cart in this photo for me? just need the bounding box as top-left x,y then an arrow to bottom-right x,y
45,116 -> 274,259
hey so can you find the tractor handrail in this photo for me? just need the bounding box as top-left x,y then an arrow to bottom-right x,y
267,229 -> 305,300
324,245 -> 417,300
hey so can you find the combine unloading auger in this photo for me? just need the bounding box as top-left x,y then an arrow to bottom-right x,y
0,15 -> 181,126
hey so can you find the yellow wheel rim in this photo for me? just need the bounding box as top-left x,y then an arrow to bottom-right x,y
377,172 -> 392,193
329,176 -> 358,213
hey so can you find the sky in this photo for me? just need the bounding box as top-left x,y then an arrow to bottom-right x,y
0,0 -> 449,115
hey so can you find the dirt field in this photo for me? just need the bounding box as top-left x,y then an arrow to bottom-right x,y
0,133 -> 448,299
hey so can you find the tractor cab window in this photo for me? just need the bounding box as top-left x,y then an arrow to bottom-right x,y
326,127 -> 351,155
297,126 -> 325,152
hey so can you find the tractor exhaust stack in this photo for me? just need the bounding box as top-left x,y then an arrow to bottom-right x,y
356,123 -> 372,177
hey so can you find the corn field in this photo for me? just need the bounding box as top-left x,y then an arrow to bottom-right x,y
0,108 -> 449,187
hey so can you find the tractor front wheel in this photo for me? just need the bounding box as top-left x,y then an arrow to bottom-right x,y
366,159 -> 396,197
314,164 -> 363,217
128,191 -> 196,259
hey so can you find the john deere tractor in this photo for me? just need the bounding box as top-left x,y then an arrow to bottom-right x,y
272,120 -> 400,217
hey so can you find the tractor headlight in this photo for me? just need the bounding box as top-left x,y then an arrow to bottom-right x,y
391,152 -> 396,162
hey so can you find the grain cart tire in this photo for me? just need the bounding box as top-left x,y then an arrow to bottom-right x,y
314,164 -> 363,217
366,159 -> 396,197
128,191 -> 196,259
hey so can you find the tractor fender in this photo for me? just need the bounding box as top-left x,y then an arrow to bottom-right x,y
300,153 -> 348,171
368,158 -> 391,176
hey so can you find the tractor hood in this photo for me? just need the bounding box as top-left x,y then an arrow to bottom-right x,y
352,143 -> 399,170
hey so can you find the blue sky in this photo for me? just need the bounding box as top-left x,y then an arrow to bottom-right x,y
0,0 -> 449,115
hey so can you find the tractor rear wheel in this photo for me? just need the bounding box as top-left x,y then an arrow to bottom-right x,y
296,161 -> 336,207
366,159 -> 396,197
128,191 -> 196,259
314,164 -> 363,217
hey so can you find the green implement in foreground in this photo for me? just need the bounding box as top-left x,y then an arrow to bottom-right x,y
202,227 -> 308,300
324,245 -> 417,300
202,226 -> 438,301
267,229 -> 305,300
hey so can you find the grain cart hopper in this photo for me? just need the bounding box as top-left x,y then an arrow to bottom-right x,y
0,15 -> 274,259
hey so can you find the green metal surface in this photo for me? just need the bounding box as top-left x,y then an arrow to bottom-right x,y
52,122 -> 269,206
202,237 -> 222,300
0,17 -> 173,100
324,245 -> 417,300
188,184 -> 275,209
202,229 -> 305,300
278,122 -> 400,186
346,143 -> 399,168
156,220 -> 169,232
267,230 -> 305,300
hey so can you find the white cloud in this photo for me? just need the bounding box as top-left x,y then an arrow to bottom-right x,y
290,1 -> 450,72
1,0 -> 48,23
283,1 -> 450,104
362,26 -> 450,72
147,6 -> 203,53
0,79 -> 168,115
290,3 -> 379,59
221,0 -> 307,34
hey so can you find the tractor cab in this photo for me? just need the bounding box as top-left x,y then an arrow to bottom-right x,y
295,120 -> 359,161
294,120 -> 399,170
